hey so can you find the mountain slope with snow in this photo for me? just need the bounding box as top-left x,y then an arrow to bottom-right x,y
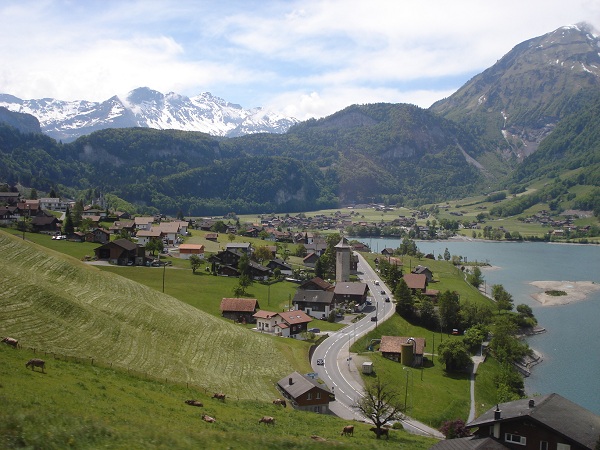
0,87 -> 298,142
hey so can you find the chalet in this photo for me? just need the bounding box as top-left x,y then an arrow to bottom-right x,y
403,273 -> 428,294
379,336 -> 426,367
302,252 -> 319,268
333,282 -> 369,310
0,191 -> 20,206
205,233 -> 218,242
155,222 -> 180,245
110,220 -> 135,235
412,265 -> 433,282
94,238 -> 146,266
30,215 -> 61,233
303,241 -> 327,256
277,371 -> 333,414
243,227 -> 260,238
136,229 -> 162,246
292,290 -> 335,320
266,258 -> 292,275
299,277 -> 334,292
220,298 -> 260,323
432,393 -> 600,450
226,242 -> 253,255
85,228 -> 110,244
381,248 -> 395,256
134,216 -> 155,231
253,310 -> 312,338
351,241 -> 370,252
178,243 -> 205,260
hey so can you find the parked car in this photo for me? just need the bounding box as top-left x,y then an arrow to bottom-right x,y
380,290 -> 386,295
308,328 -> 320,333
385,297 -> 390,302
371,316 -> 378,322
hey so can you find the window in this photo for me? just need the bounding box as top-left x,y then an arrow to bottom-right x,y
540,442 -> 548,450
556,444 -> 570,450
505,433 -> 526,445
316,392 -> 321,399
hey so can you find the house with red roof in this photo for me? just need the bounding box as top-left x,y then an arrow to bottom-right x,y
220,298 -> 260,323
253,309 -> 312,338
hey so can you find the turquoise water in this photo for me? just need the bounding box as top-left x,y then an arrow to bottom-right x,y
353,237 -> 600,414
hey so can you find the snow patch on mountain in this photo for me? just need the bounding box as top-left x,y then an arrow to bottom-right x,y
0,87 -> 298,142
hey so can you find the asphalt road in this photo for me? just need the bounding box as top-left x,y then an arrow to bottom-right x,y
311,252 -> 444,439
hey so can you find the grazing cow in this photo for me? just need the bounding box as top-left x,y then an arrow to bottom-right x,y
212,393 -> 226,402
25,359 -> 45,373
370,427 -> 389,439
184,400 -> 203,407
2,337 -> 18,348
272,398 -> 287,408
258,416 -> 275,426
201,414 -> 216,423
341,425 -> 354,436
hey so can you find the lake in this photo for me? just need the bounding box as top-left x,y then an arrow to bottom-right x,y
352,237 -> 600,414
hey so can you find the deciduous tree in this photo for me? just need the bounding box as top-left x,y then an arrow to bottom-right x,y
354,377 -> 403,438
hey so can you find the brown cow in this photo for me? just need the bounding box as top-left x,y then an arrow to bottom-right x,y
25,359 -> 45,373
201,414 -> 216,423
258,416 -> 275,426
341,425 -> 354,436
370,427 -> 389,439
2,337 -> 18,348
184,400 -> 203,407
272,398 -> 286,408
212,393 -> 226,402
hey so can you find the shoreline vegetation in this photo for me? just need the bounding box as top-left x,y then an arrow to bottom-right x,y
529,280 -> 600,306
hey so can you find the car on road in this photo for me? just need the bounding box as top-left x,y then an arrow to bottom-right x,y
385,297 -> 390,302
365,299 -> 372,305
316,358 -> 324,366
380,290 -> 386,295
371,316 -> 378,322
374,280 -> 379,285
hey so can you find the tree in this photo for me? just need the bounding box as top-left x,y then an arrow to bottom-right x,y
354,377 -> 403,438
211,220 -> 228,233
443,247 -> 451,261
438,290 -> 461,332
62,207 -> 74,235
189,254 -> 201,274
467,266 -> 484,289
437,339 -> 471,372
29,188 -> 38,200
228,233 -> 236,243
463,324 -> 488,352
394,279 -> 414,319
253,245 -> 272,264
417,297 -> 438,329
491,284 -> 514,313
146,238 -> 164,256
439,418 -> 471,438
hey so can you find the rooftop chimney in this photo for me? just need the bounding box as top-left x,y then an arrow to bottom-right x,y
528,399 -> 535,408
289,377 -> 293,385
494,404 -> 502,420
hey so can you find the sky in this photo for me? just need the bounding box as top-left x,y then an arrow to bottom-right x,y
1,0 -> 599,120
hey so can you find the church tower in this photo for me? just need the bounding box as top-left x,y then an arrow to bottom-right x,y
335,237 -> 352,283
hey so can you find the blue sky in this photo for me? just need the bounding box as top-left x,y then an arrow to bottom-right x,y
1,0 -> 599,119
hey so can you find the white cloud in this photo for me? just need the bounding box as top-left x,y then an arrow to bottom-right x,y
0,0 -> 599,116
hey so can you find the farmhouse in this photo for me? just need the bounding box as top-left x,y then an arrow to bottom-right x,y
136,229 -> 162,246
277,371 -> 333,414
94,238 -> 146,266
432,393 -> 600,450
379,335 -> 426,367
412,265 -> 433,282
220,298 -> 259,323
333,282 -> 369,310
178,243 -> 205,260
253,310 -> 312,338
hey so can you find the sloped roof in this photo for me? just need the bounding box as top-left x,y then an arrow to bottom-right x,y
403,273 -> 427,290
379,336 -> 426,355
293,290 -> 335,305
179,243 -> 204,251
277,371 -> 330,400
136,229 -> 162,237
253,310 -> 278,319
430,436 -> 509,450
468,393 -> 600,449
279,310 -> 312,325
333,282 -> 368,296
220,298 -> 258,313
299,277 -> 334,291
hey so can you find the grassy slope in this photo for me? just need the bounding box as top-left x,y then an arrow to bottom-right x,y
0,345 -> 437,449
0,231 -> 295,400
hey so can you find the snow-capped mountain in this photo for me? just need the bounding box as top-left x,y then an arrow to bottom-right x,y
0,87 -> 298,142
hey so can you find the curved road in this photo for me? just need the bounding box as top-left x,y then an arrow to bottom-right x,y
311,252 -> 444,438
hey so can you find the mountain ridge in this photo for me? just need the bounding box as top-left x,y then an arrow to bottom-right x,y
0,87 -> 298,142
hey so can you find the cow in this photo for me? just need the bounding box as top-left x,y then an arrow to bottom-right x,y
272,398 -> 286,408
258,416 -> 275,426
201,414 -> 216,423
2,337 -> 18,348
184,400 -> 203,407
341,425 -> 354,436
370,427 -> 389,439
212,393 -> 226,402
25,359 -> 45,373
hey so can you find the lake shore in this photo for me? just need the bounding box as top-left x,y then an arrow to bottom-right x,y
529,280 -> 600,306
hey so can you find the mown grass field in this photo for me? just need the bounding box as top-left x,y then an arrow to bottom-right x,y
0,345 -> 437,449
0,231 -> 296,401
